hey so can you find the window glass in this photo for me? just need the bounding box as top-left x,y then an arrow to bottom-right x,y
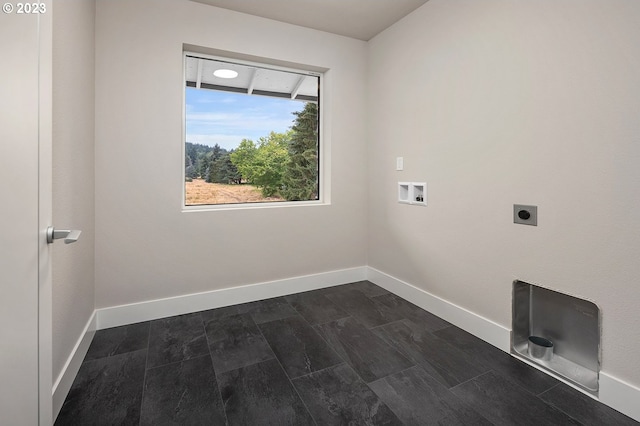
184,54 -> 320,206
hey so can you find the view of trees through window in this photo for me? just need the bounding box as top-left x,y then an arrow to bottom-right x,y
184,55 -> 320,206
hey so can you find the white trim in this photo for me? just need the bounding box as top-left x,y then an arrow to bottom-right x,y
182,49 -> 327,212
366,267 -> 510,351
52,311 -> 97,420
366,266 -> 640,422
600,372 -> 640,422
96,267 -> 367,330
184,50 -> 323,77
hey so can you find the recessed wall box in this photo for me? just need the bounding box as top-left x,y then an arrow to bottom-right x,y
398,182 -> 411,204
398,182 -> 427,206
512,280 -> 600,394
514,204 -> 537,226
411,182 -> 426,206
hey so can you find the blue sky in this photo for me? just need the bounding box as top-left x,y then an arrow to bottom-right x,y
185,88 -> 304,150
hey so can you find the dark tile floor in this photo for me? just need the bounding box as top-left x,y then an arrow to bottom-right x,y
55,281 -> 638,425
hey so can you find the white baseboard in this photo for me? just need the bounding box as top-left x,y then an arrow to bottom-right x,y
52,311 -> 97,420
366,267 -> 510,351
600,372 -> 640,422
96,267 -> 367,330
366,266 -> 640,422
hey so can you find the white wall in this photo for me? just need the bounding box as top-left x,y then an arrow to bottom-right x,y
367,0 -> 640,388
52,0 -> 96,384
94,0 -> 368,308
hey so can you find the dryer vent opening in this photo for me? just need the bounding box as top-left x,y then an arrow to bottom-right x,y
512,280 -> 600,395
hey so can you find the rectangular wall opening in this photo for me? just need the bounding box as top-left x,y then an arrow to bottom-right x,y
512,280 -> 600,394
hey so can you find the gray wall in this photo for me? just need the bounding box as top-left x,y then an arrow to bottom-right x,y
94,0 -> 368,308
367,0 -> 640,388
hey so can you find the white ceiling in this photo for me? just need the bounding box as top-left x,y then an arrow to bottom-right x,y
189,0 -> 429,41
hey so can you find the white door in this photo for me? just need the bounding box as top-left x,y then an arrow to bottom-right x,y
0,7 -> 53,426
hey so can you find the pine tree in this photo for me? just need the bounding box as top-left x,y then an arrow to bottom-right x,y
206,144 -> 225,183
281,102 -> 319,201
211,152 -> 241,184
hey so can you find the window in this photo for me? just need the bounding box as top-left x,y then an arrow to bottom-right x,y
183,53 -> 321,207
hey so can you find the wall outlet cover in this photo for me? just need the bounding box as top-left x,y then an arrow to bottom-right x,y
514,204 -> 537,226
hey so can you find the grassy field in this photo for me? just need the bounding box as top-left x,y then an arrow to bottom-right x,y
185,179 -> 284,205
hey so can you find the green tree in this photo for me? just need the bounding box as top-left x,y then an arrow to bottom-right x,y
230,133 -> 291,197
205,144 -> 225,183
281,102 -> 319,201
230,139 -> 258,183
211,152 -> 241,184
195,151 -> 209,178
185,155 -> 197,180
250,132 -> 291,197
185,142 -> 212,179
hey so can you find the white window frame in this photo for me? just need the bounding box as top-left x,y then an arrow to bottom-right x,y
181,51 -> 327,212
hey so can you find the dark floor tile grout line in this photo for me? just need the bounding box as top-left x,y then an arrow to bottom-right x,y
449,369 -> 495,391
310,314 -> 354,328
253,314 -> 319,426
367,318 -> 405,331
533,393 -> 585,426
290,361 -> 350,381
493,365 -> 558,398
81,346 -> 148,365
364,324 -> 416,375
137,320 -> 153,426
366,363 -> 421,387
142,352 -> 212,372
536,382 -> 560,397
199,311 -> 230,426
281,295 -> 350,364
294,287 -> 417,385
363,363 -> 490,425
312,314 -> 416,386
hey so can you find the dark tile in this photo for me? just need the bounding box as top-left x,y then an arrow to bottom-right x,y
316,317 -> 413,383
325,289 -> 403,328
140,355 -> 226,426
259,316 -> 342,378
451,371 -> 580,426
55,350 -> 146,426
205,313 -> 274,374
236,297 -> 298,324
372,293 -> 451,332
147,313 -> 208,369
292,363 -> 402,426
337,281 -> 390,297
304,281 -> 389,298
369,365 -> 491,426
375,320 -> 487,388
199,305 -> 240,323
288,285 -> 350,298
285,292 -> 349,325
540,383 -> 639,426
218,358 -> 314,425
85,322 -> 150,361
435,325 -> 559,394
